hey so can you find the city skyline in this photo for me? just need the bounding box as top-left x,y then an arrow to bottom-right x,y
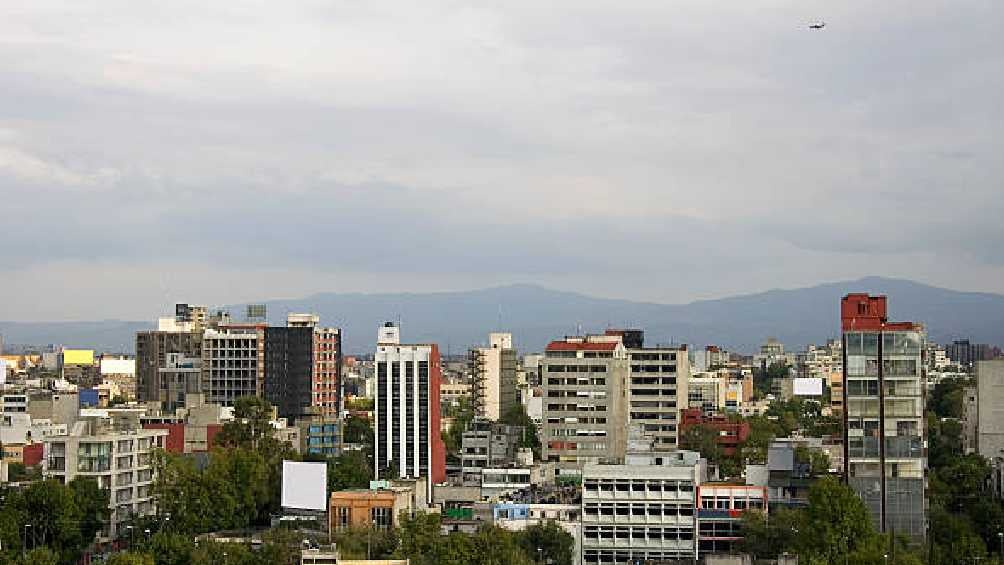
2,1 -> 1003,320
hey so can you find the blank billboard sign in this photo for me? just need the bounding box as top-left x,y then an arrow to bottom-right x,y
281,461 -> 327,511
792,377 -> 823,396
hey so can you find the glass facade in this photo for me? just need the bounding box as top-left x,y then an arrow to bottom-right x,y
844,328 -> 927,541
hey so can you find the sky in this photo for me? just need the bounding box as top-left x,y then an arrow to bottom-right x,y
1,1 -> 1002,321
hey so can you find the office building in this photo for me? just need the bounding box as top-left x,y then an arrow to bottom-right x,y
202,323 -> 265,407
470,332 -> 518,421
581,452 -> 705,563
542,334 -> 630,476
625,333 -> 690,450
946,339 -> 993,368
841,293 -> 926,541
43,423 -> 168,538
263,314 -> 342,421
373,323 -> 446,501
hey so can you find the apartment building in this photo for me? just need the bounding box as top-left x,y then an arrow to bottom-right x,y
202,324 -> 265,407
43,423 -> 168,538
373,323 -> 446,501
470,332 -> 518,421
841,293 -> 927,541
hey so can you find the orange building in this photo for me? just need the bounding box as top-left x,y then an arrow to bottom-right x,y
328,486 -> 413,536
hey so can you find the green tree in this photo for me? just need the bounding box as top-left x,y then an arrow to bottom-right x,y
395,512 -> 442,565
680,424 -> 723,465
333,526 -> 399,560
68,477 -> 112,547
344,415 -> 374,445
516,520 -> 574,565
739,507 -> 802,558
329,450 -> 372,491
500,404 -> 541,459
106,551 -> 156,565
216,396 -> 274,450
793,476 -> 879,563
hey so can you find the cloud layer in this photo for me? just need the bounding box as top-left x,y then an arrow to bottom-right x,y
1,1 -> 1002,320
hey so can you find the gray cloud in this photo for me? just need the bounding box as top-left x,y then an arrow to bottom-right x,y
1,0 -> 1002,320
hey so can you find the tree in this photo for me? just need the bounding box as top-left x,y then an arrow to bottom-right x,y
680,424 -> 722,465
333,526 -> 398,560
500,404 -> 541,459
793,476 -> 879,563
739,507 -> 802,558
216,396 -> 274,450
69,477 -> 112,547
330,450 -> 372,491
395,512 -> 443,565
106,551 -> 156,565
516,520 -> 574,565
344,415 -> 374,445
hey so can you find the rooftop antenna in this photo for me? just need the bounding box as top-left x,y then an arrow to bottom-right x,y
497,304 -> 503,332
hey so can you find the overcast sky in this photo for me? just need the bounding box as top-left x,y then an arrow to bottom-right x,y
1,1 -> 1002,321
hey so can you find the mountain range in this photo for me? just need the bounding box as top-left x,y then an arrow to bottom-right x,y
2,277 -> 1002,355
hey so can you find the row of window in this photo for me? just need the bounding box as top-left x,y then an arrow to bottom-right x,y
584,526 -> 695,541
584,504 -> 695,517
584,480 -> 695,494
546,365 -> 609,373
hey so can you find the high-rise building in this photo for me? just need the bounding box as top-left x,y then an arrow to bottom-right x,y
946,339 -> 993,368
202,323 -> 266,407
265,314 -> 342,421
470,332 -> 518,421
373,323 -> 445,501
841,293 -> 926,541
136,307 -> 205,411
542,334 -> 630,477
543,331 -> 691,477
979,360 -> 1004,498
625,333 -> 690,450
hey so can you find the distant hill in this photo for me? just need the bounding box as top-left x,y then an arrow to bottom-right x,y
2,277 -> 1003,355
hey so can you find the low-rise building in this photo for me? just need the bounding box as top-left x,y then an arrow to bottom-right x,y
680,409 -> 749,456
581,453 -> 706,563
329,482 -> 417,536
696,484 -> 768,555
461,419 -> 524,484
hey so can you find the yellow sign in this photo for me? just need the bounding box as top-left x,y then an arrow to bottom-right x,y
62,349 -> 95,365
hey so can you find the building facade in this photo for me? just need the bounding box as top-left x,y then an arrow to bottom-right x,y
136,318 -> 204,410
581,457 -> 704,563
470,332 -> 518,421
627,341 -> 690,450
43,426 -> 168,538
202,324 -> 266,407
373,323 -> 446,500
841,293 -> 926,541
542,335 -> 630,476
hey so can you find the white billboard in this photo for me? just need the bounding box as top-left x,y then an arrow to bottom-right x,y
100,358 -> 136,375
792,377 -> 823,396
281,460 -> 327,511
